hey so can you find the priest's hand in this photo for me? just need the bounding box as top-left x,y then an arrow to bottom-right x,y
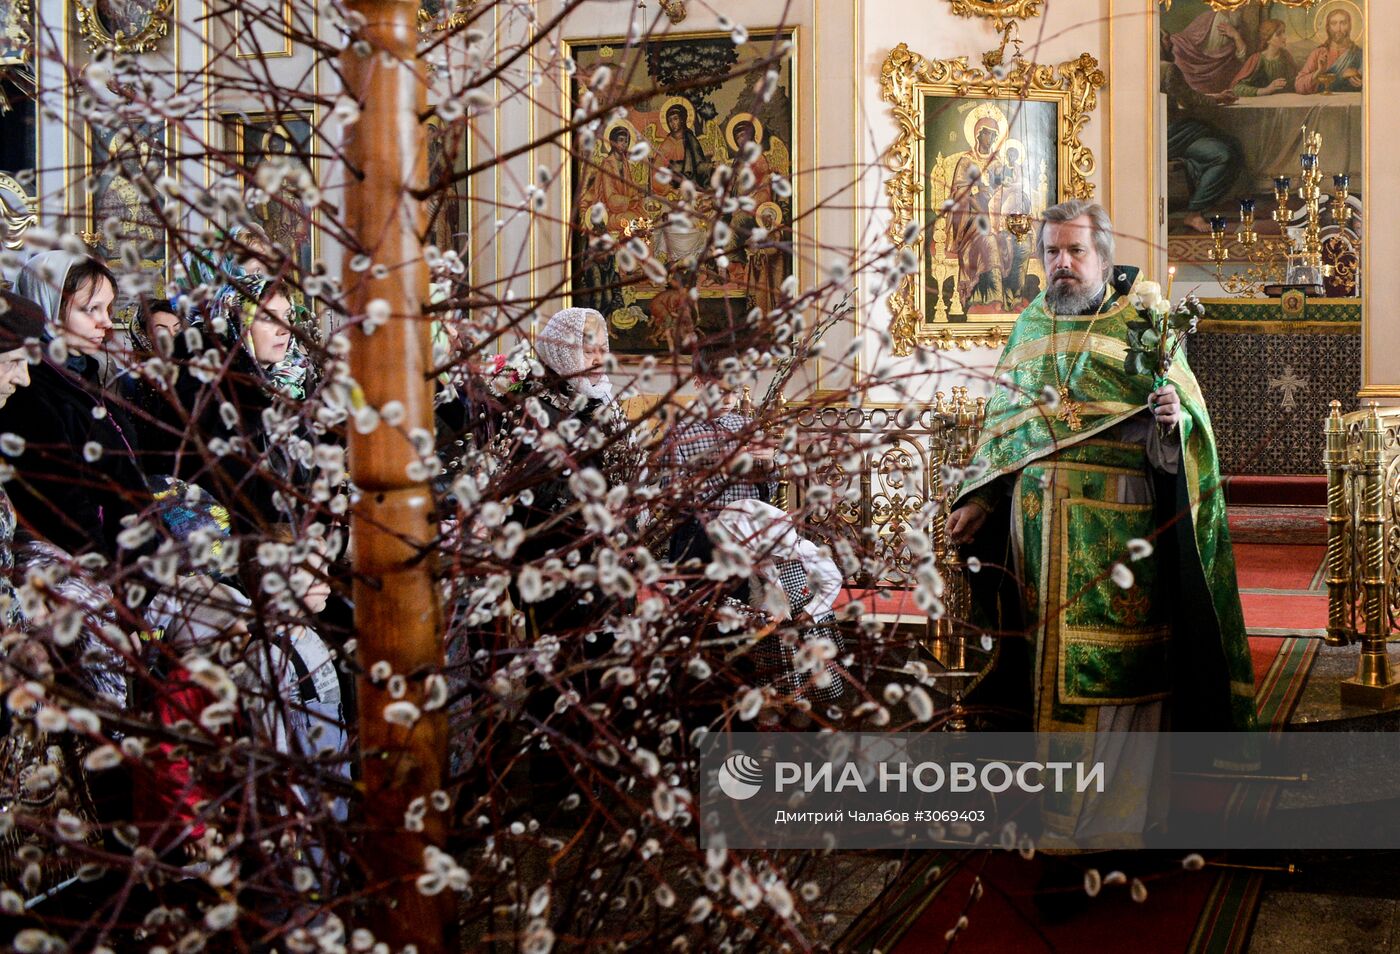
947,503 -> 988,544
1149,384 -> 1182,428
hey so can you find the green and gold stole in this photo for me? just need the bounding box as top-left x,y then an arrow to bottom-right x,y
957,290 -> 1257,733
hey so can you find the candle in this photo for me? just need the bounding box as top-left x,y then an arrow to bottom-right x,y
1333,173 -> 1350,191
1239,198 -> 1256,216
1301,153 -> 1318,172
1209,215 -> 1227,234
1166,265 -> 1176,304
1274,175 -> 1291,192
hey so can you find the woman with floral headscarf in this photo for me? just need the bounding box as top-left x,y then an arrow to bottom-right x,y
157,274 -> 313,534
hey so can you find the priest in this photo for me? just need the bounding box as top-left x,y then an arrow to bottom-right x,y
945,199 -> 1256,846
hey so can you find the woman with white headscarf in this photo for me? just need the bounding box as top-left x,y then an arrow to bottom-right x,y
505,307 -> 639,636
0,251 -> 155,561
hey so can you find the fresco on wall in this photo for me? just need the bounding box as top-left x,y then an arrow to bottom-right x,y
1161,0 -> 1363,294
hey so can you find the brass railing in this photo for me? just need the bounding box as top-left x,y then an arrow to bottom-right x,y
781,389 -> 987,667
1324,401 -> 1400,707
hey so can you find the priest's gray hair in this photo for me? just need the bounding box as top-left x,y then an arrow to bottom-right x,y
1036,199 -> 1115,280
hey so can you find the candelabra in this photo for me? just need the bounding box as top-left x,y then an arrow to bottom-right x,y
1209,125 -> 1351,298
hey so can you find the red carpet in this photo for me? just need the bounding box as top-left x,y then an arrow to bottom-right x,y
848,545 -> 1325,954
1223,475 -> 1326,507
840,544 -> 1330,638
1233,543 -> 1328,638
873,631 -> 1311,954
884,851 -> 1260,954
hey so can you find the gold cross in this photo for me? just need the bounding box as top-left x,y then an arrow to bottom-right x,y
1056,388 -> 1084,432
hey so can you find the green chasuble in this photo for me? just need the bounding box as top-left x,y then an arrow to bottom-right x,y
956,285 -> 1257,735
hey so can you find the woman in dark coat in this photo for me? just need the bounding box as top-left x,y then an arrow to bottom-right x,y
0,252 -> 153,561
506,306 -> 639,636
157,274 -> 310,536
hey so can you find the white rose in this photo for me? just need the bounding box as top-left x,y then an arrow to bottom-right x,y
1130,280 -> 1163,311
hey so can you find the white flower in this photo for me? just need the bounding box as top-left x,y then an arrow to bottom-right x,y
204,901 -> 239,931
907,687 -> 934,722
1127,538 -> 1153,561
1129,279 -> 1163,312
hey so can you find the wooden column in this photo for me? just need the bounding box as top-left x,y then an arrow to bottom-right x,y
341,1 -> 450,947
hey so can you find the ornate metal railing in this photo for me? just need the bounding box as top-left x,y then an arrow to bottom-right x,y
780,389 -> 986,666
1324,401 -> 1400,707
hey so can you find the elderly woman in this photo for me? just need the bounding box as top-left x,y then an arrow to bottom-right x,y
505,307 -> 639,634
0,251 -> 154,562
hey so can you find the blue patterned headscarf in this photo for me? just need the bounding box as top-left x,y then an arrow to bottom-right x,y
176,224 -> 275,295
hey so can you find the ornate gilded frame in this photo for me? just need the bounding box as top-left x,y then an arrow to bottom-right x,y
1159,1 -> 1315,10
0,174 -> 37,251
1,0 -> 32,65
879,43 -> 1105,353
947,0 -> 1043,31
74,0 -> 172,54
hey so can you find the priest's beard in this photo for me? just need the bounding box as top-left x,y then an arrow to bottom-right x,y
1045,273 -> 1106,315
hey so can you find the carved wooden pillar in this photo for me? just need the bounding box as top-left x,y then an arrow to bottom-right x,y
341,0 -> 450,947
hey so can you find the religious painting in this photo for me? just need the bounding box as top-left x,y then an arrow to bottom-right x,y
84,121 -> 166,291
425,115 -> 470,259
565,31 -> 795,357
880,43 -> 1104,352
1161,0 -> 1364,296
74,0 -> 171,54
223,111 -> 317,280
235,0 -> 293,58
1,0 -> 31,65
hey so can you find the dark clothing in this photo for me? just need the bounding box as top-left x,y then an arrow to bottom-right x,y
504,381 -> 636,636
1163,61 -> 1242,212
0,354 -> 151,559
152,333 -> 305,534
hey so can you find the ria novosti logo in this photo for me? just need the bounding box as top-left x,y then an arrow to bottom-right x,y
716,751 -> 764,800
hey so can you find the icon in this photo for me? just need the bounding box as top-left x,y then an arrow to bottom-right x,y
717,751 -> 764,801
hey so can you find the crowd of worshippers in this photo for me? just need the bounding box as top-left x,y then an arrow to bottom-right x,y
0,228 -> 849,870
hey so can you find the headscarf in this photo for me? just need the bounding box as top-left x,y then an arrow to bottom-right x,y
536,307 -> 613,402
177,224 -> 272,295
127,298 -> 180,358
201,274 -> 316,400
15,249 -> 83,330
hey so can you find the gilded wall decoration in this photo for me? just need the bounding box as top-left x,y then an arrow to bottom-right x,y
425,114 -> 470,259
0,173 -> 36,251
418,0 -> 472,33
74,0 -> 172,54
946,0 -> 1043,32
880,43 -> 1105,354
84,121 -> 165,273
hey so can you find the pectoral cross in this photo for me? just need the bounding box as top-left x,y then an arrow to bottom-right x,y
1056,388 -> 1085,432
